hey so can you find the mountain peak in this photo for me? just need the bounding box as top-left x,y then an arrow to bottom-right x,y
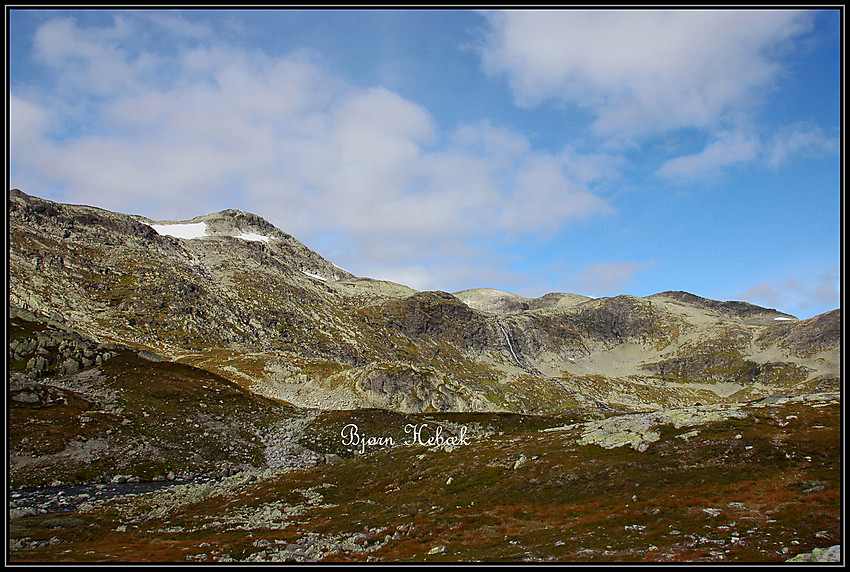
144,207 -> 289,245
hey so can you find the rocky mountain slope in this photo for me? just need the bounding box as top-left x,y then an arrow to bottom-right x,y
9,189 -> 840,416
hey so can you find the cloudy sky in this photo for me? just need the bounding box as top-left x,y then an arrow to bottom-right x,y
8,8 -> 841,319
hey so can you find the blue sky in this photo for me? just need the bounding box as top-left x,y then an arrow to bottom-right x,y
8,8 -> 842,319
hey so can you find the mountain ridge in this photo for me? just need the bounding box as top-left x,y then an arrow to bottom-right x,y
8,189 -> 841,415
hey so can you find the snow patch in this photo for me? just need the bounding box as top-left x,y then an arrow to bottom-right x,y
150,222 -> 272,243
235,232 -> 271,243
774,317 -> 796,321
150,222 -> 208,239
302,271 -> 327,281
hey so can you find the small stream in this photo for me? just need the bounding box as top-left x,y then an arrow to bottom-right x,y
9,478 -> 217,516
493,316 -> 523,367
493,316 -> 542,376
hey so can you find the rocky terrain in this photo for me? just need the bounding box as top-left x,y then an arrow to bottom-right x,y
7,392 -> 842,562
6,189 -> 842,562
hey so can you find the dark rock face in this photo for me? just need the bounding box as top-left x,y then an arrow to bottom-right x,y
757,309 -> 841,357
567,296 -> 662,344
9,189 -> 159,243
356,367 -> 428,395
375,291 -> 499,350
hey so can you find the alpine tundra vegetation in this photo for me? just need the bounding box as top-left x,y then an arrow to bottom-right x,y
7,189 -> 841,563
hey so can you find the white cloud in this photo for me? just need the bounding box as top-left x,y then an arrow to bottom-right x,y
496,155 -> 612,234
737,281 -> 783,308
558,147 -> 625,188
10,16 -> 616,289
657,122 -> 839,181
357,249 -> 534,295
450,121 -> 530,166
321,86 -> 437,222
766,123 -> 840,168
9,94 -> 52,148
478,10 -> 814,141
737,266 -> 841,317
810,283 -> 840,304
657,130 -> 762,181
572,261 -> 657,296
33,16 -> 154,95
146,12 -> 213,38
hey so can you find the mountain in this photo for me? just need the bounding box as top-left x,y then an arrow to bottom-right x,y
7,189 -> 842,563
9,189 -> 840,417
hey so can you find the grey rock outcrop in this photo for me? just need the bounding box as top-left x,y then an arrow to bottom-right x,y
570,404 -> 749,452
785,544 -> 841,562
